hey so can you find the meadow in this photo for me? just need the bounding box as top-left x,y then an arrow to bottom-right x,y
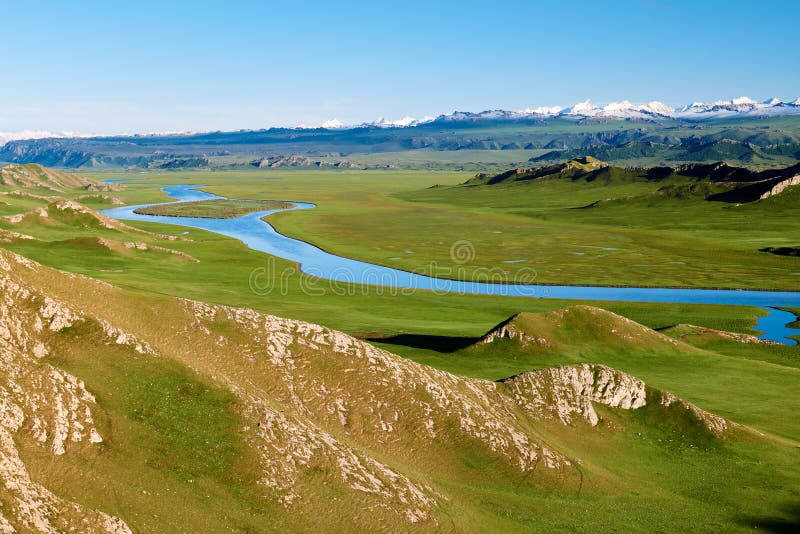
73,166 -> 800,291
1,165 -> 799,530
134,198 -> 293,218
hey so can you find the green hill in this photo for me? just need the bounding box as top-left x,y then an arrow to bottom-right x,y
532,140 -> 800,168
465,159 -> 800,204
0,163 -> 122,192
1,248 -> 797,531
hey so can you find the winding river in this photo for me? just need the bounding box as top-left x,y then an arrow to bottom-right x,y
101,184 -> 800,345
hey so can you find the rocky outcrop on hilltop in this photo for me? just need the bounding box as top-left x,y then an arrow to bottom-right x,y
503,364 -> 647,427
478,305 -> 681,349
0,163 -> 123,192
503,363 -> 731,435
478,313 -> 552,348
758,173 -> 800,199
1,199 -> 189,242
251,155 -> 362,169
664,324 -> 780,345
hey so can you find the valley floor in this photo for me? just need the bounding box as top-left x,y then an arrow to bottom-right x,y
0,165 -> 797,532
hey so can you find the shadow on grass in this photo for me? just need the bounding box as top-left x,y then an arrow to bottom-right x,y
365,334 -> 480,353
738,503 -> 800,533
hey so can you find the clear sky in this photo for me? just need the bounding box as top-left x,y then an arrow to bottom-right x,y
2,0 -> 799,134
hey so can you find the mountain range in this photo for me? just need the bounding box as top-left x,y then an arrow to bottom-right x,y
4,97 -> 800,170
3,97 -> 800,147
326,96 -> 800,129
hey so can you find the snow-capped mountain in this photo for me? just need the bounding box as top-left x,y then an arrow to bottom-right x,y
370,115 -> 436,128
0,130 -> 96,146
320,119 -> 346,129
560,99 -> 676,119
518,106 -> 563,116
309,96 -> 800,130
676,97 -> 800,118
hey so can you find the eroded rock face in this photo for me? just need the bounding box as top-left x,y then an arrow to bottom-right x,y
0,163 -> 123,193
659,391 -> 729,436
503,363 -> 732,436
0,253 -> 131,532
0,229 -> 36,244
181,300 -> 573,523
504,364 -> 647,426
759,174 -> 800,200
478,316 -> 551,348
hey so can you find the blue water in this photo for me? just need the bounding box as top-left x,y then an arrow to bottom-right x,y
101,178 -> 141,184
101,185 -> 800,345
756,307 -> 800,344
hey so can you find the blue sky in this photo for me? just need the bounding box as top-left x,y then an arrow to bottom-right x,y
2,0 -> 799,133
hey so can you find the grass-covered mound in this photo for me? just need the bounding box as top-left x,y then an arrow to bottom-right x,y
2,249 -> 799,531
467,158 -> 800,204
0,162 -> 121,192
134,198 -> 294,218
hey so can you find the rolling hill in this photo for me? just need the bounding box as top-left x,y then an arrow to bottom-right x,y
0,163 -> 122,192
1,245 -> 794,530
465,158 -> 800,204
532,139 -> 800,167
0,163 -> 796,530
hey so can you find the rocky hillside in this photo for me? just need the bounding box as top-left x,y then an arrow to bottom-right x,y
0,198 -> 184,241
0,248 -> 745,531
466,159 -> 800,203
0,163 -> 122,193
251,154 -> 362,169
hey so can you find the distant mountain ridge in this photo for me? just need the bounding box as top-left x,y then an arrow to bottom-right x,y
4,100 -> 800,169
339,96 -> 800,129
2,96 -> 799,147
466,157 -> 800,204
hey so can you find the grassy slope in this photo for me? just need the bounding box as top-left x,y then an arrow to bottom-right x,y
6,252 -> 799,532
376,307 -> 800,442
1,170 -> 799,530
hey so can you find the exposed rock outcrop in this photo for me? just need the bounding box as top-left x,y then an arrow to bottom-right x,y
0,252 -> 131,532
759,173 -> 800,199
666,324 -> 780,345
503,364 -> 647,427
1,199 -> 189,242
251,155 -> 362,169
502,363 -> 732,436
0,163 -> 122,192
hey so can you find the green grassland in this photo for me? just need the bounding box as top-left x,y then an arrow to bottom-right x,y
8,260 -> 800,532
1,165 -> 799,531
134,198 -> 294,218
79,166 -> 800,291
0,167 -> 779,342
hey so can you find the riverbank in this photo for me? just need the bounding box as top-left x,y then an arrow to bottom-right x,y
102,184 -> 800,344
